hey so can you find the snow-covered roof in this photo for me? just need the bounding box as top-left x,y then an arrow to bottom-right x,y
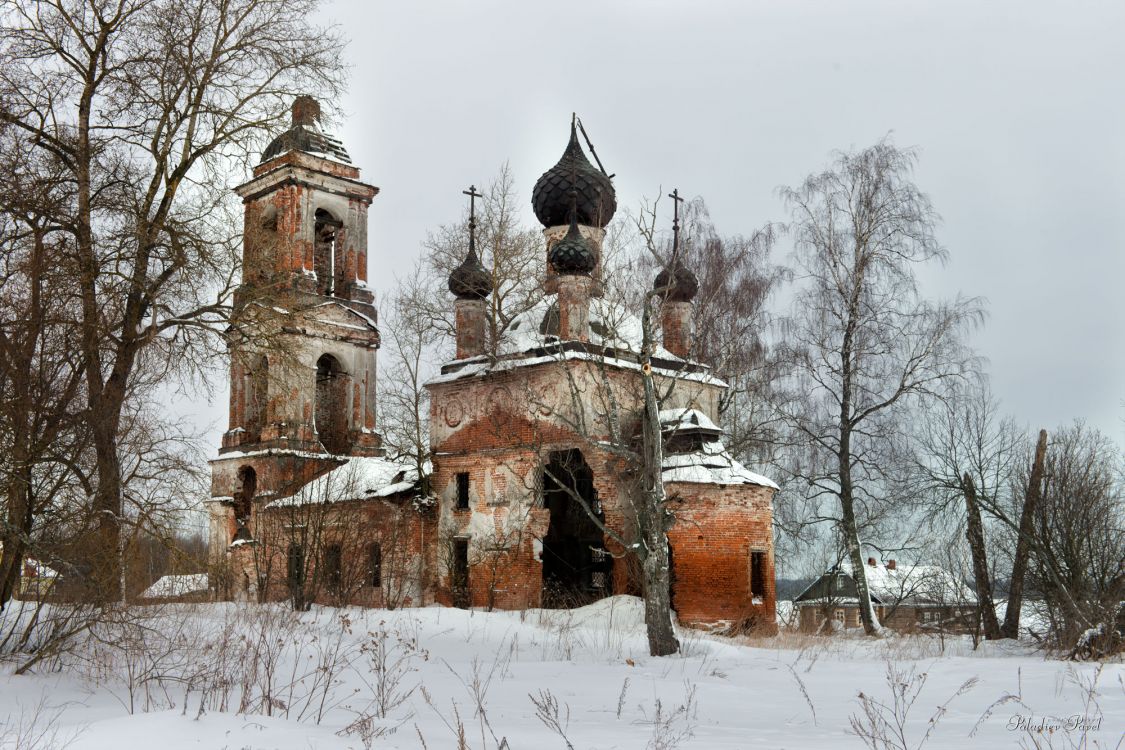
659,407 -> 722,435
797,561 -> 976,606
662,439 -> 778,489
499,298 -> 678,359
429,298 -> 727,388
852,562 -> 976,605
141,573 -> 209,599
267,455 -> 424,508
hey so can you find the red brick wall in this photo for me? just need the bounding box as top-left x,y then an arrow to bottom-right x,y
666,482 -> 776,630
426,360 -> 776,626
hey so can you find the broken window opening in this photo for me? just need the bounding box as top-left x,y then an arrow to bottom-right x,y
455,472 -> 470,510
232,466 -> 256,542
750,550 -> 766,598
313,208 -> 342,297
287,543 -> 304,597
452,538 -> 470,609
540,449 -> 611,608
315,353 -> 350,454
323,544 -> 343,594
368,543 -> 382,588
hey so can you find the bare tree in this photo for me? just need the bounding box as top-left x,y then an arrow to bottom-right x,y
378,262 -> 441,496
419,163 -> 544,356
772,138 -> 984,635
912,381 -> 1019,640
1024,423 -> 1123,657
628,197 -> 786,464
1002,427 -> 1047,639
0,0 -> 346,600
0,121 -> 88,609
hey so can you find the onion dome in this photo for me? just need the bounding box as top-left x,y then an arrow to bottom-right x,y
654,262 -> 698,302
448,224 -> 492,301
261,96 -> 351,164
548,208 -> 597,276
532,121 -> 616,228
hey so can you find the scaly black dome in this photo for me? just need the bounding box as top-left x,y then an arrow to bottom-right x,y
549,214 -> 597,276
532,122 -> 616,228
448,245 -> 492,301
654,262 -> 698,302
261,96 -> 351,165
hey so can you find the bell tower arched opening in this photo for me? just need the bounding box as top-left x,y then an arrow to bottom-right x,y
314,208 -> 342,297
315,353 -> 350,454
233,465 -> 257,542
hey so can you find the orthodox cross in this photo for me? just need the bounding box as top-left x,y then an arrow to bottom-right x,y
463,184 -> 482,231
668,188 -> 684,255
463,184 -> 482,258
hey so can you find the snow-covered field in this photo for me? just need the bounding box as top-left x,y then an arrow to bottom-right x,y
1,597 -> 1121,749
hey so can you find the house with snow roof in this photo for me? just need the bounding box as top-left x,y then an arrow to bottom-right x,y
793,558 -> 978,634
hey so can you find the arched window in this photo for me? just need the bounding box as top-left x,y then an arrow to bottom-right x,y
234,466 -> 256,533
313,208 -> 342,296
315,353 -> 349,454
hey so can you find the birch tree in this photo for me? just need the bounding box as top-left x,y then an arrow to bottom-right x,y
773,139 -> 983,636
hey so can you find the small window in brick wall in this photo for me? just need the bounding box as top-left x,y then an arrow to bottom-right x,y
750,550 -> 767,597
287,544 -> 304,592
368,543 -> 382,588
324,544 -> 343,593
455,472 -> 470,510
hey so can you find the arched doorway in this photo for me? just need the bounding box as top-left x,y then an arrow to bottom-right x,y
315,354 -> 349,454
541,449 -> 611,607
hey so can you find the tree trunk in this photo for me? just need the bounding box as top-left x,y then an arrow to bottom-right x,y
1002,428 -> 1047,639
0,467 -> 31,609
840,483 -> 883,636
639,332 -> 679,657
962,472 -> 1001,639
641,540 -> 678,656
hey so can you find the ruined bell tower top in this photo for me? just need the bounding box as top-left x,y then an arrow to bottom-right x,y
260,95 -> 351,165
291,95 -> 321,126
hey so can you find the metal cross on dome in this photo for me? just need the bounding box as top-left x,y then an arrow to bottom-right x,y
463,184 -> 482,231
668,188 -> 684,254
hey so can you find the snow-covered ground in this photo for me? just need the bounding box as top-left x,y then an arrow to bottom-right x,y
1,596 -> 1120,749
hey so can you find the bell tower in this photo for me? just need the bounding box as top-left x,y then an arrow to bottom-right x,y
207,97 -> 383,573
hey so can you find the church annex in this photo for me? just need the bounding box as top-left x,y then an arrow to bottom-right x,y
206,98 -> 778,630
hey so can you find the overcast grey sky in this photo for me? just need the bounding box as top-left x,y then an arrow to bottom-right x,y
187,0 -> 1125,453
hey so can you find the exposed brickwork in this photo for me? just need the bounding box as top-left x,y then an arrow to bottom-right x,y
660,301 -> 693,359
426,356 -> 777,627
454,299 -> 487,359
666,483 -> 775,630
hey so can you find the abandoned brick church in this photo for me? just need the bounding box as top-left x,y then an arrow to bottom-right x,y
205,97 -> 778,629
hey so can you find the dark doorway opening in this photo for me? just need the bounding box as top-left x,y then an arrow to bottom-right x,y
451,538 -> 470,609
541,449 -> 611,608
315,354 -> 349,454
